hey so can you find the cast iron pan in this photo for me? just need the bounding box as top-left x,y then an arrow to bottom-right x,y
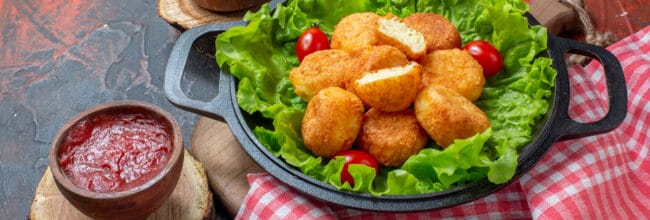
164,0 -> 628,212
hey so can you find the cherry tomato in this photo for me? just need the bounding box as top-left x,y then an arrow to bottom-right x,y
334,150 -> 379,186
463,40 -> 504,77
296,26 -> 330,62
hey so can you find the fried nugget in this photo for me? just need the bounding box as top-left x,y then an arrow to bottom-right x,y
346,45 -> 409,92
352,61 -> 422,112
404,13 -> 462,52
289,49 -> 352,101
421,48 -> 485,101
377,16 -> 426,59
331,12 -> 381,54
357,108 -> 428,167
414,85 -> 490,148
353,45 -> 409,75
301,87 -> 365,157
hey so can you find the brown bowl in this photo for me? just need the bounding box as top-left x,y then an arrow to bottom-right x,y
48,101 -> 184,220
194,0 -> 269,12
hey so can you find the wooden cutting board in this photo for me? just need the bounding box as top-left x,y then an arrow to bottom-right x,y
157,0 -> 264,29
157,0 -> 265,216
190,117 -> 263,216
29,150 -> 215,220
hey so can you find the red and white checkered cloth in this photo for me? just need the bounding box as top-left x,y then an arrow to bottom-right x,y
236,25 -> 650,219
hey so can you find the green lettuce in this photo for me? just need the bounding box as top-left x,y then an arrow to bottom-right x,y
215,0 -> 556,195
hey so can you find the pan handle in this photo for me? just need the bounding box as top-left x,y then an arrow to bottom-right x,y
164,21 -> 246,122
546,34 -> 628,141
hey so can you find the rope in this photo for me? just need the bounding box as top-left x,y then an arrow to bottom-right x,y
559,0 -> 617,65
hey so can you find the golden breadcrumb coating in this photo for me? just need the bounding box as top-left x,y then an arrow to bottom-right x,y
353,45 -> 409,71
414,85 -> 490,147
420,48 -> 485,101
331,12 -> 381,54
352,62 -> 422,112
376,16 -> 426,59
346,45 -> 409,97
357,108 -> 428,167
403,13 -> 462,52
289,49 -> 352,101
294,11 -> 492,164
301,87 -> 365,157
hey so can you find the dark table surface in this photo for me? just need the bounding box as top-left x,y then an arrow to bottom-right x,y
1,0 -> 647,219
0,0 -> 222,218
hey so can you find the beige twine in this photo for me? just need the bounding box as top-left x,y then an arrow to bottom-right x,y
559,0 -> 617,65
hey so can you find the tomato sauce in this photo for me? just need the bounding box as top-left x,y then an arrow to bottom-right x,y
58,109 -> 172,193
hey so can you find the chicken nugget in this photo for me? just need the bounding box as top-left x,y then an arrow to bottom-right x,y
414,85 -> 490,147
377,16 -> 426,59
289,49 -> 352,101
346,45 -> 409,92
331,12 -> 381,54
404,13 -> 462,52
352,61 -> 422,112
302,87 -> 365,157
357,108 -> 428,167
421,48 -> 485,101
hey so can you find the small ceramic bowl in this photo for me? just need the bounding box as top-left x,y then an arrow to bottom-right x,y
49,101 -> 184,220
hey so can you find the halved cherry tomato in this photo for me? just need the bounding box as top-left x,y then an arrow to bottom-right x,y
296,26 -> 330,62
334,150 -> 379,186
463,40 -> 503,77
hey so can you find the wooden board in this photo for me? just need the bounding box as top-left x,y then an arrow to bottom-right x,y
158,0 -> 262,30
190,117 -> 263,216
29,150 -> 215,220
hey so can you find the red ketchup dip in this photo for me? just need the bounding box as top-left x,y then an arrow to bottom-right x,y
58,108 -> 172,193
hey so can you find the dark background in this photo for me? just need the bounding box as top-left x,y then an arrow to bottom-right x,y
0,0 -> 222,218
1,0 -> 647,219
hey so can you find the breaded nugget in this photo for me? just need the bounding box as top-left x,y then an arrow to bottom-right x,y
414,85 -> 490,147
404,13 -> 462,52
377,16 -> 426,59
302,87 -> 365,157
352,62 -> 422,112
421,48 -> 485,101
353,45 -> 409,75
289,49 -> 352,101
346,45 -> 409,92
357,108 -> 428,167
331,12 -> 381,54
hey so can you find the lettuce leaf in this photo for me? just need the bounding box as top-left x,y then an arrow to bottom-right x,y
215,0 -> 556,196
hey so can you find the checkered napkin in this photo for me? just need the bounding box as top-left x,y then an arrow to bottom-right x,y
236,25 -> 650,219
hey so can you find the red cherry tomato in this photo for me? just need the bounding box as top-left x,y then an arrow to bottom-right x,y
463,40 -> 504,77
334,150 -> 379,186
296,26 -> 330,62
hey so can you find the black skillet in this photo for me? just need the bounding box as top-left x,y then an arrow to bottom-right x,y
164,0 -> 627,212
